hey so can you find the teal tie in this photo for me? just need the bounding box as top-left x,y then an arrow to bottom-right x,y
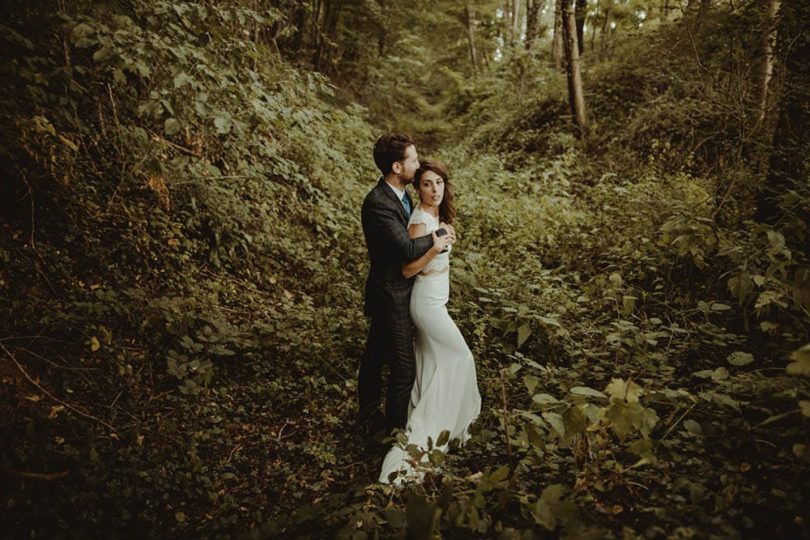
401,192 -> 411,218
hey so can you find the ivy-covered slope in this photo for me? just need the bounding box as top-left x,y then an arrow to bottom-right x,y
1,1 -> 808,538
1,1 -> 375,535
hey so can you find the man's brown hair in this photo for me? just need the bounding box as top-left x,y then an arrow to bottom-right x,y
373,132 -> 415,176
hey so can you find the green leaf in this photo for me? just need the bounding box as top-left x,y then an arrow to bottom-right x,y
517,324 -> 531,348
698,391 -> 740,411
214,115 -> 232,134
605,400 -> 659,440
507,362 -> 522,376
683,419 -> 702,435
569,386 -> 607,399
436,429 -> 450,447
488,464 -> 510,483
533,393 -> 559,405
800,401 -> 810,417
727,351 -> 754,366
787,344 -> 810,375
524,374 -> 540,394
532,484 -> 567,530
562,404 -> 587,442
627,438 -> 656,464
71,22 -> 95,39
756,290 -> 787,310
525,423 -> 545,450
542,412 -> 565,439
532,499 -> 556,530
605,378 -> 642,403
174,72 -> 193,88
760,321 -> 779,332
621,295 -> 637,314
164,118 -> 181,136
540,483 -> 566,505
92,46 -> 114,63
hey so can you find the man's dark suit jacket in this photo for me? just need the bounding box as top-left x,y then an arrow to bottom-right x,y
361,178 -> 433,318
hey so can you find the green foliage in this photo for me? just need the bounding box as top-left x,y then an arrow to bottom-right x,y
2,0 -> 809,538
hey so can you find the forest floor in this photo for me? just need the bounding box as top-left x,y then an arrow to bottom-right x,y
3,144 -> 809,538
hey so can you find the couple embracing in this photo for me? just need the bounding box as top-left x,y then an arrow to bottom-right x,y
357,133 -> 481,484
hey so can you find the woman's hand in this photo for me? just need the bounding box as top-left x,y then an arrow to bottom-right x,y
431,229 -> 453,254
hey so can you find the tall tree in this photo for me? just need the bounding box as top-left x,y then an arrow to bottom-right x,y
600,0 -> 613,51
755,0 -> 810,227
465,2 -> 480,72
312,0 -> 345,72
589,0 -> 599,51
757,0 -> 781,125
575,0 -> 587,54
525,0 -> 541,50
552,0 -> 564,68
512,0 -> 522,45
561,0 -> 588,134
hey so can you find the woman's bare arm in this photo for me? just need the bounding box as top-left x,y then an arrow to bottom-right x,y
402,224 -> 447,278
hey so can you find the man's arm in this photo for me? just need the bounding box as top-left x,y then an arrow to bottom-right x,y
367,203 -> 433,262
402,224 -> 453,278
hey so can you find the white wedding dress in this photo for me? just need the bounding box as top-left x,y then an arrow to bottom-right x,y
379,207 -> 482,484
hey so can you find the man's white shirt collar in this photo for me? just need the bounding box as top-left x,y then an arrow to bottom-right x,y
384,180 -> 406,201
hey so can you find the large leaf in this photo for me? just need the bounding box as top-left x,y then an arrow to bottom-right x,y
727,351 -> 754,366
533,393 -> 560,405
542,412 -> 566,440
517,323 -> 532,348
787,344 -> 810,375
605,378 -> 643,403
570,386 -> 607,399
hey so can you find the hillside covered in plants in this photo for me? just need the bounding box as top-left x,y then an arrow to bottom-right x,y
1,0 -> 808,538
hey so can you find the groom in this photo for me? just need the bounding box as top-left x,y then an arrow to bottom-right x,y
357,132 -> 437,436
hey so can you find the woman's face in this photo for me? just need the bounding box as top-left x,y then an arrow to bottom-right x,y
418,170 -> 445,208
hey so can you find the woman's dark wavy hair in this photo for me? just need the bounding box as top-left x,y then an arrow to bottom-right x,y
415,159 -> 456,225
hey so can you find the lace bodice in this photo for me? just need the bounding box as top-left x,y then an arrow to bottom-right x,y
408,207 -> 450,274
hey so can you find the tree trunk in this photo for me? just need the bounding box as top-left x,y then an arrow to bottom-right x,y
525,0 -> 541,50
512,0 -> 522,46
600,0 -> 612,50
562,0 -> 588,135
283,4 -> 307,59
503,0 -> 512,45
552,0 -> 564,69
313,0 -> 343,72
465,2 -> 479,72
757,0 -> 781,125
575,0 -> 587,55
755,0 -> 810,227
590,0 -> 599,52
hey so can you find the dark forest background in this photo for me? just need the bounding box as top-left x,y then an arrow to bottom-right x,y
1,0 -> 808,537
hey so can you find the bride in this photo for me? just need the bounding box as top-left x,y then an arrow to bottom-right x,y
379,159 -> 482,484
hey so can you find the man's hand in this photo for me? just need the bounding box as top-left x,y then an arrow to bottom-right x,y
431,230 -> 453,254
